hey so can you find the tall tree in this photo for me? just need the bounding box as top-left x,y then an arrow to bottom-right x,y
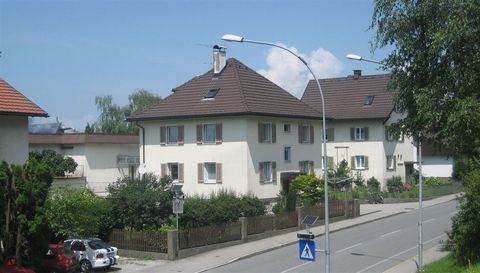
90,89 -> 161,134
29,150 -> 77,177
371,0 -> 480,158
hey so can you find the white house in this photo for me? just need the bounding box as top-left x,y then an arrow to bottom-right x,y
302,70 -> 453,189
128,49 -> 325,200
29,133 -> 139,196
0,78 -> 48,164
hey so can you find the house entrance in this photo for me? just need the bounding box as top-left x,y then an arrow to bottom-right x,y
280,172 -> 302,192
404,162 -> 415,184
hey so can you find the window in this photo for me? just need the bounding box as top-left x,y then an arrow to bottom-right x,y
386,155 -> 396,170
160,125 -> 184,146
351,127 -> 368,141
284,124 -> 291,133
385,126 -> 395,141
259,161 -> 276,183
258,123 -> 276,143
263,123 -> 272,142
299,161 -> 314,174
352,156 -> 369,170
326,128 -> 335,142
299,125 -> 314,144
364,95 -> 375,105
197,124 -> 222,144
167,126 -> 178,144
205,88 -> 219,99
203,124 -> 216,144
197,162 -> 222,184
322,156 -> 334,170
284,147 -> 291,162
161,163 -> 184,182
204,163 -> 217,184
168,163 -> 179,181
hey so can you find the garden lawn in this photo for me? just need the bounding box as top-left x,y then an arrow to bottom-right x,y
421,256 -> 480,273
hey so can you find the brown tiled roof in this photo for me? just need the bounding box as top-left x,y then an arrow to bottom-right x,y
29,133 -> 139,145
0,78 -> 48,117
301,73 -> 393,120
128,58 -> 321,121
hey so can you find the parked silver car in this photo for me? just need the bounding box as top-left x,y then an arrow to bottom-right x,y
64,238 -> 119,272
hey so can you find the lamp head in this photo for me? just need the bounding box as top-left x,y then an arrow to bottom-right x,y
345,54 -> 362,61
221,34 -> 244,43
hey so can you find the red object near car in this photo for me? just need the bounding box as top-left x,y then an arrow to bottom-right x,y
0,265 -> 35,273
38,244 -> 78,273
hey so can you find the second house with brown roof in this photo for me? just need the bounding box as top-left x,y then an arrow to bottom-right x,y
128,49 -> 325,200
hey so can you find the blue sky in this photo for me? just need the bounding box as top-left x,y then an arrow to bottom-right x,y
0,0 -> 389,131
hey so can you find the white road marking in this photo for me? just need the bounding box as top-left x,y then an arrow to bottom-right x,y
336,243 -> 362,254
423,218 -> 435,224
280,262 -> 310,273
355,234 -> 446,273
381,229 -> 401,238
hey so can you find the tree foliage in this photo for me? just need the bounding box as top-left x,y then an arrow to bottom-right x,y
106,174 -> 173,230
29,149 -> 77,177
371,0 -> 480,158
0,159 -> 53,267
445,167 -> 480,265
45,187 -> 114,240
291,174 -> 324,207
90,89 -> 161,134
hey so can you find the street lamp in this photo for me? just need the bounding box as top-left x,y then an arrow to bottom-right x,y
346,53 -> 424,270
222,34 -> 331,273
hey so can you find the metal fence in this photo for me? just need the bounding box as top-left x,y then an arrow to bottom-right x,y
108,229 -> 168,253
179,222 -> 242,249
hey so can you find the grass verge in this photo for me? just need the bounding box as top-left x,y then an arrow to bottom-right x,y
421,255 -> 480,273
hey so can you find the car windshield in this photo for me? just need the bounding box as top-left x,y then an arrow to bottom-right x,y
87,240 -> 111,250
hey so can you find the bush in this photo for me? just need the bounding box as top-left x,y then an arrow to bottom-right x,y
180,190 -> 266,229
445,168 -> 480,265
366,190 -> 384,204
425,177 -> 443,186
353,173 -> 365,188
45,187 -> 114,240
272,190 -> 297,214
367,177 -> 381,190
291,174 -> 324,206
386,176 -> 403,193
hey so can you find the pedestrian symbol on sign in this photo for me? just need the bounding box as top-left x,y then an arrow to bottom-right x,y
299,239 -> 315,261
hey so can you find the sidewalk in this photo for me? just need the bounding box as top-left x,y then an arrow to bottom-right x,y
122,193 -> 459,273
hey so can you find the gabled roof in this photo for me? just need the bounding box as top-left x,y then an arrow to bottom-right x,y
128,58 -> 322,121
0,78 -> 48,117
301,73 -> 393,120
29,133 -> 139,145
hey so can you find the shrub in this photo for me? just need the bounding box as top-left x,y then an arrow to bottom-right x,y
386,176 -> 403,193
366,190 -> 384,204
367,177 -> 381,190
291,174 -> 324,206
353,173 -> 365,188
425,177 -> 443,186
272,190 -> 297,214
445,168 -> 480,265
180,190 -> 266,229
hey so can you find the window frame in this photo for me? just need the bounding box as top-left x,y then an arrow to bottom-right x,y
301,125 -> 311,144
168,163 -> 179,181
262,123 -> 273,143
283,124 -> 291,133
204,162 -> 217,184
355,156 -> 366,170
203,124 -> 216,144
262,162 -> 273,183
284,146 -> 291,162
166,126 -> 179,144
386,155 -> 396,171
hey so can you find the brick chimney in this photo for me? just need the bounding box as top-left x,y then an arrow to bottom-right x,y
353,69 -> 362,80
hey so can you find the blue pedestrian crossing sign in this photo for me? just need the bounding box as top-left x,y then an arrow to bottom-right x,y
299,239 -> 315,261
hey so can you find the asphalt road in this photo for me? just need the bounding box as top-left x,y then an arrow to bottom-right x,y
204,199 -> 458,273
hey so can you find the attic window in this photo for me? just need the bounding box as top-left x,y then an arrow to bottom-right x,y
364,95 -> 375,105
205,88 -> 219,99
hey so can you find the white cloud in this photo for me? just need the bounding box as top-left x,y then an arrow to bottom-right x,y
257,44 -> 343,98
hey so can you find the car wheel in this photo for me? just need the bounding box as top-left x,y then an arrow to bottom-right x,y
80,260 -> 92,273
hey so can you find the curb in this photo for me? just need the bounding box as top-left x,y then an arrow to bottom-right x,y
196,211 -> 407,273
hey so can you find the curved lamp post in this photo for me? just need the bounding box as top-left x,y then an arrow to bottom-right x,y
222,34 -> 331,273
346,53 -> 424,270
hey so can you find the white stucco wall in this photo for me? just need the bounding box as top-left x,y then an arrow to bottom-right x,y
140,116 -> 323,200
0,115 -> 29,164
30,142 -> 139,196
327,118 -> 415,189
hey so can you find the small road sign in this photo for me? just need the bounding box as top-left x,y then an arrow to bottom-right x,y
299,239 -> 315,261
